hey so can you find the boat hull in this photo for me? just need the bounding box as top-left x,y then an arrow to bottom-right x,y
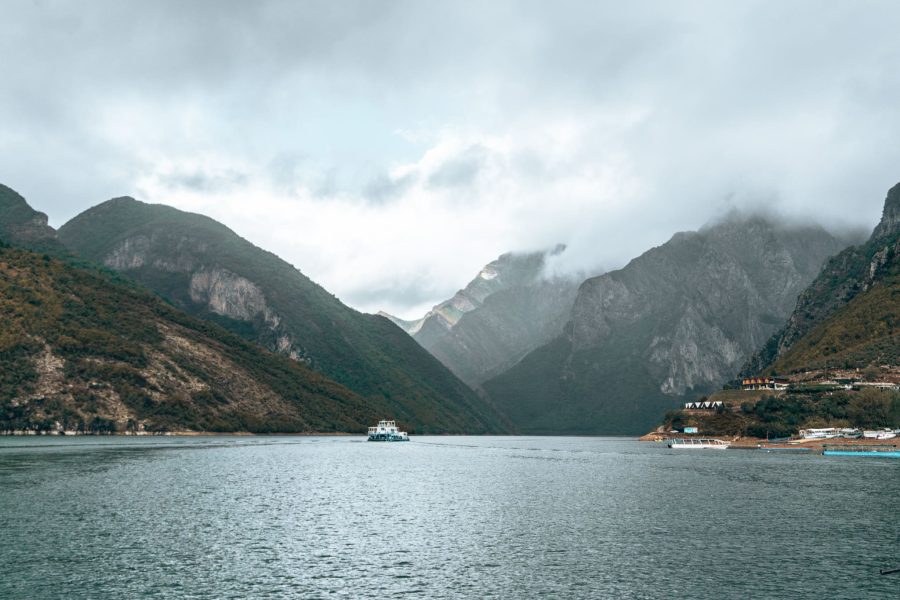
667,438 -> 730,449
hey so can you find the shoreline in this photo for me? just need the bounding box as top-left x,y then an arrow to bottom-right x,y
639,431 -> 898,450
0,430 -> 359,437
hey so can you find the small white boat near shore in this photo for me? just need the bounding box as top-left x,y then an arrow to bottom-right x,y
667,438 -> 730,449
367,419 -> 409,442
863,429 -> 897,440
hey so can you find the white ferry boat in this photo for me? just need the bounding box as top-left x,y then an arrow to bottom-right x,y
667,438 -> 730,450
367,419 -> 409,442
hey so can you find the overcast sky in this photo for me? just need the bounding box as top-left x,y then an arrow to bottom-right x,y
2,1 -> 899,318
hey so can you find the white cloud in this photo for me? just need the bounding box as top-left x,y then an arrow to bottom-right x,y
2,1 -> 900,318
136,120 -> 640,318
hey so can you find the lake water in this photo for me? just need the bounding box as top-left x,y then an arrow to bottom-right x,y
1,436 -> 897,599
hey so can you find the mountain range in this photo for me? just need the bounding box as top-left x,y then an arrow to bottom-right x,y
657,183 -> 900,439
57,197 -> 509,433
2,177 -> 894,436
482,215 -> 857,434
1,187 -> 509,433
383,245 -> 589,387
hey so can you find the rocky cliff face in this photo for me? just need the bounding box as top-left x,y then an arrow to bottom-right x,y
188,267 -> 300,360
59,197 -> 509,433
97,224 -> 304,361
872,181 -> 900,240
743,182 -> 900,375
0,184 -> 62,252
484,215 -> 855,434
572,218 -> 849,394
104,232 -> 205,272
387,246 -> 586,386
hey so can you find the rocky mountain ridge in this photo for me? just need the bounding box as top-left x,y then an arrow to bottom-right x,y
484,214 -> 856,434
385,245 -> 588,386
58,196 -> 509,433
743,182 -> 900,375
0,184 -> 64,253
388,245 -> 568,335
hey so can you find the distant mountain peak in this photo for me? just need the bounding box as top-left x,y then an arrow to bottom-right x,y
414,243 -> 569,330
872,181 -> 900,240
0,183 -> 62,252
393,244 -> 587,386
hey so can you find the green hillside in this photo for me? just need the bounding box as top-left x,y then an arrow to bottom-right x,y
770,273 -> 899,374
58,197 -> 508,433
745,181 -> 900,375
0,242 -> 379,433
660,388 -> 900,439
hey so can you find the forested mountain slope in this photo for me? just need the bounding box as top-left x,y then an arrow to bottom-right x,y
0,241 -> 377,433
59,197 -> 508,433
744,182 -> 900,375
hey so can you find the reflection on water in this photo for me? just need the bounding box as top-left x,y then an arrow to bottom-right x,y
0,436 -> 897,598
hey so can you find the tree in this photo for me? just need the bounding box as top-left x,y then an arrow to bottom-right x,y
847,388 -> 893,428
862,365 -> 881,382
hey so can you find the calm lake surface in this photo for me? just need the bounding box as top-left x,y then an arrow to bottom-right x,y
1,436 -> 897,599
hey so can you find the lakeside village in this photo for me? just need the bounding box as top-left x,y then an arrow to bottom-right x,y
643,369 -> 900,451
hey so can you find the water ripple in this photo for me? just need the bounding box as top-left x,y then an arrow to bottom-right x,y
0,436 -> 897,598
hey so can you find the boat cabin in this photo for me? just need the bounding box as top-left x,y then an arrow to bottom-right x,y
367,419 -> 409,442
